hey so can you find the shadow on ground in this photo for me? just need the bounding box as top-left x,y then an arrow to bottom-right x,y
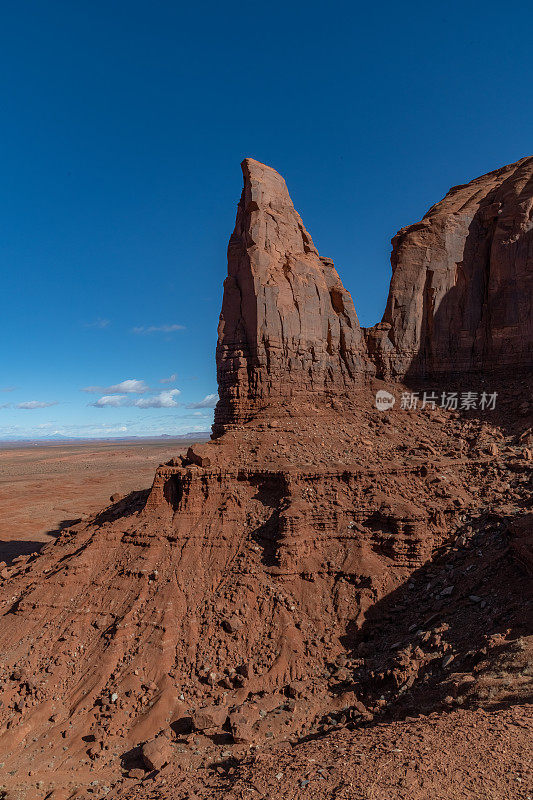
0,519 -> 78,565
0,539 -> 47,565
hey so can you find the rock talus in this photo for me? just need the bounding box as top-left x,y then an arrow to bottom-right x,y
366,155 -> 533,377
214,158 -> 373,434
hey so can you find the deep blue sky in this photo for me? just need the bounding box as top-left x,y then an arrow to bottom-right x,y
1,0 -> 531,438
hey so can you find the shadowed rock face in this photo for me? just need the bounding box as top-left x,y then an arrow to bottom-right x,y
214,158 -> 373,434
366,156 -> 533,378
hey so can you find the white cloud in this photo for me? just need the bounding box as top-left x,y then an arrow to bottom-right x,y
115,379 -> 150,393
85,318 -> 110,329
82,379 -> 149,394
131,324 -> 185,334
160,373 -> 177,384
16,401 -> 58,409
91,394 -> 127,408
0,386 -> 16,392
134,389 -> 181,408
186,393 -> 218,409
92,389 -> 181,409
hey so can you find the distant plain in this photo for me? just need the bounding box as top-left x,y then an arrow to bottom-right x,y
0,438 -> 205,564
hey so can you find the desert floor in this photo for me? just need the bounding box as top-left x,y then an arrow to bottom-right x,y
0,439 -> 200,565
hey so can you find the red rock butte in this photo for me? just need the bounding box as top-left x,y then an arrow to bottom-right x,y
215,156 -> 533,436
0,155 -> 531,798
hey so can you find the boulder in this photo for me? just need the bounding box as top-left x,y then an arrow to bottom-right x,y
141,734 -> 173,771
186,445 -> 211,468
228,704 -> 261,743
191,704 -> 228,731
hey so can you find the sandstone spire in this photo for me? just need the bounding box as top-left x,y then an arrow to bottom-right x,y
366,156 -> 533,377
214,158 -> 372,433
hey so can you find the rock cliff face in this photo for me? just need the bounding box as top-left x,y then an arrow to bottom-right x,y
214,158 -> 372,434
366,156 -> 533,378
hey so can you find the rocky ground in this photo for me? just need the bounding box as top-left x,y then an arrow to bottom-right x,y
0,382 -> 530,799
108,706 -> 533,800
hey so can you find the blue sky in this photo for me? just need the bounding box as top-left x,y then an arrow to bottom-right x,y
1,0 -> 531,439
